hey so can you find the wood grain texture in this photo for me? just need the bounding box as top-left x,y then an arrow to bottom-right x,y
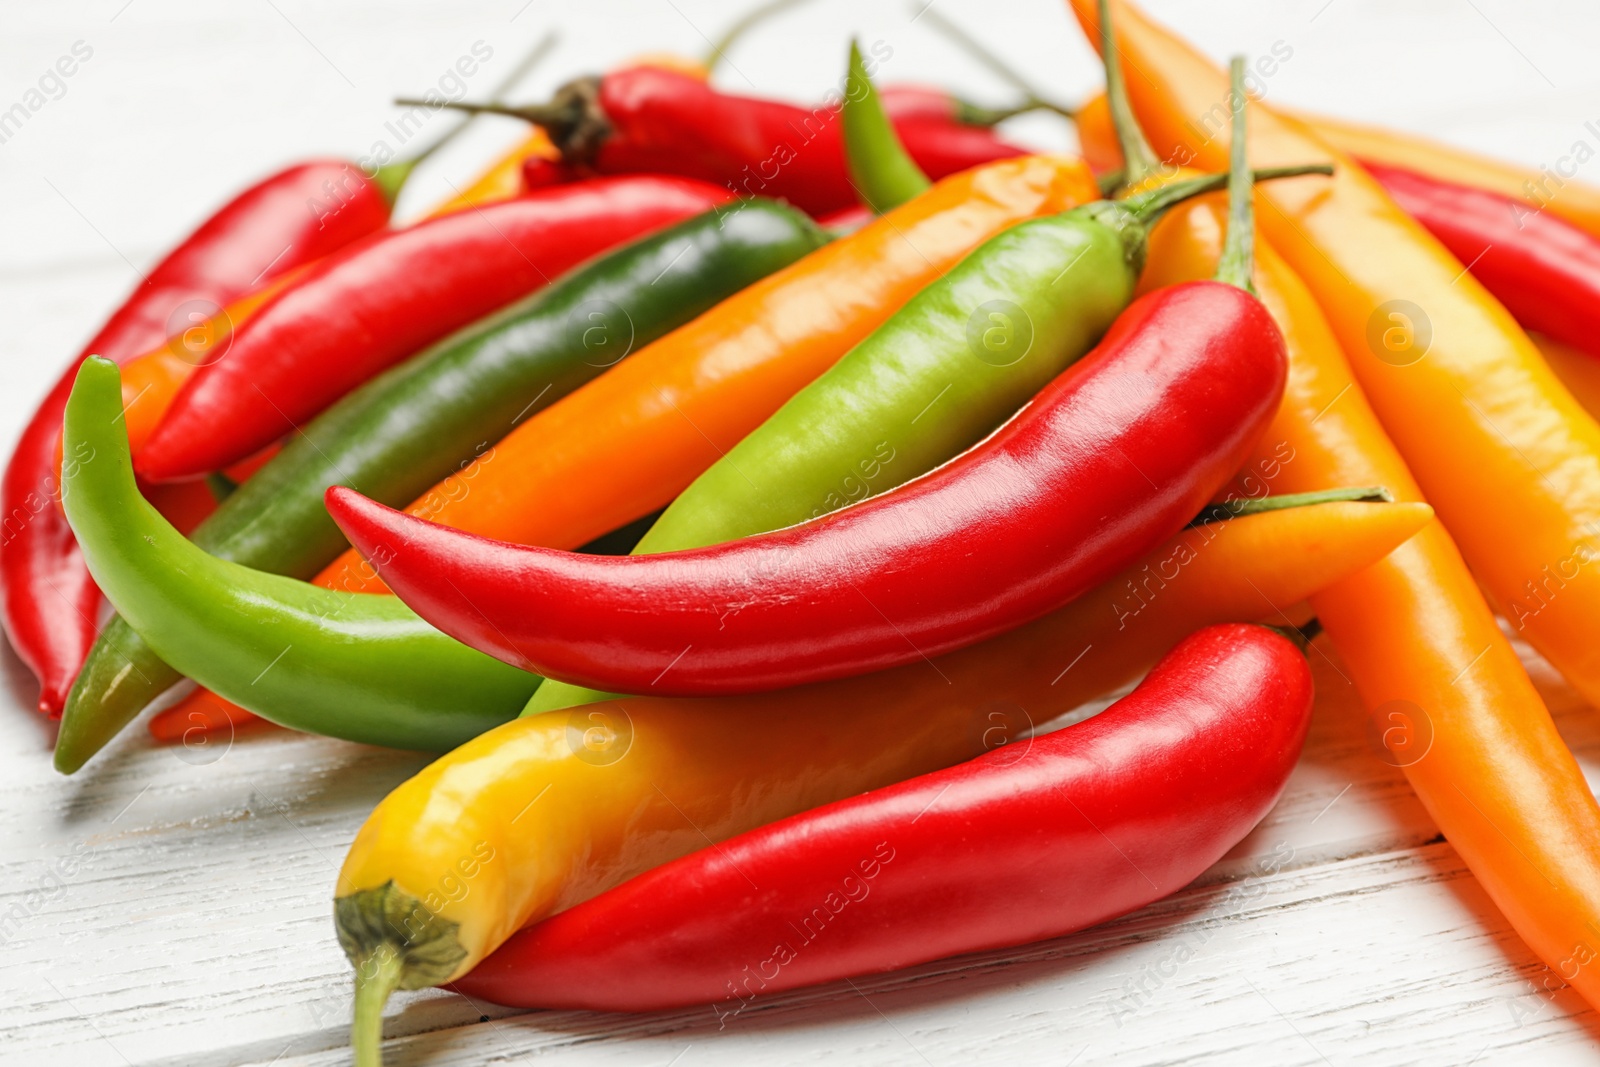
4,2 -> 1600,1064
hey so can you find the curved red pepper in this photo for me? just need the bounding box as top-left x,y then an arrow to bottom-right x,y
327,281 -> 1287,696
2,160 -> 389,714
549,67 -> 1025,217
135,176 -> 732,482
1362,160 -> 1600,360
453,622 -> 1313,1012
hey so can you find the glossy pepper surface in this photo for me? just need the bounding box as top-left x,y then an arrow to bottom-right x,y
331,494 -> 1419,1057
61,358 -> 537,748
1,160 -> 390,714
329,263 -> 1290,695
314,155 -> 1101,596
1361,161 -> 1600,361
137,176 -> 732,481
1085,0 -> 1600,1015
427,63 -> 1028,218
56,198 -> 822,772
457,623 -> 1312,1013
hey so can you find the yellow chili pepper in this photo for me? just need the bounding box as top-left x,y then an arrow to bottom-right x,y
335,496 -> 1428,1059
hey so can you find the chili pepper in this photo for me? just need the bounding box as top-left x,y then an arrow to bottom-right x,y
411,63 -> 1029,218
314,155 -> 1101,599
55,197 -> 819,773
331,492 -> 1424,1060
60,357 -> 537,749
1077,0 -> 1600,1013
457,622 -> 1310,1013
136,176 -> 732,482
841,41 -> 931,214
1357,161 -> 1600,361
327,164 -> 1306,695
1,161 -> 392,717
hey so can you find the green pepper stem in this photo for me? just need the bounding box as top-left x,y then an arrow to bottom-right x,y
1188,485 -> 1394,527
351,942 -> 402,1067
376,30 -> 560,207
1215,56 -> 1256,292
918,5 -> 1076,119
704,0 -> 815,72
1121,162 -> 1334,224
1098,0 -> 1160,186
842,39 -> 932,214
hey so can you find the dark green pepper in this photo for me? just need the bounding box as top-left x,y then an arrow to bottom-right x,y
55,200 -> 828,771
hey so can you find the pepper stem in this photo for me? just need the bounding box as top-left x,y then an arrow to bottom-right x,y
1188,485 -> 1394,527
842,39 -> 931,214
375,31 -> 560,207
918,5 -> 1075,119
1097,0 -> 1160,186
351,943 -> 403,1067
336,881 -> 470,1066
1215,56 -> 1256,292
1121,162 -> 1333,224
704,0 -> 814,73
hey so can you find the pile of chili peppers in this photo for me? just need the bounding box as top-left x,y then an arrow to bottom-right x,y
17,0 -> 1600,1059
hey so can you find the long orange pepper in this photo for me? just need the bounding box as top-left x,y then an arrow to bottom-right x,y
317,154 -> 1099,594
1077,0 -> 1600,713
1077,0 -> 1600,1011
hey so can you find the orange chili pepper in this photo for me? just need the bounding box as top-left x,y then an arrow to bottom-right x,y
315,155 -> 1100,595
1076,0 -> 1600,1012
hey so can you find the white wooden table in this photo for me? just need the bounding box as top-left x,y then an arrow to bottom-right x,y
4,2 -> 1600,1064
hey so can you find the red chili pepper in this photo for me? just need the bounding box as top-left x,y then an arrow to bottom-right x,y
419,66 -> 1028,218
2,161 -> 390,714
326,281 -> 1287,696
134,176 -> 732,482
1360,160 -> 1600,361
452,622 -> 1312,1012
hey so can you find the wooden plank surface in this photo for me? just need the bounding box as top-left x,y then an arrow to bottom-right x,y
4,2 -> 1600,1064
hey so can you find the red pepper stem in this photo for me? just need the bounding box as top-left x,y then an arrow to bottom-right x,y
396,97 -> 573,130
1216,56 -> 1256,292
377,31 -> 561,207
918,5 -> 1076,119
1098,0 -> 1160,186
1188,485 -> 1394,527
703,0 -> 815,72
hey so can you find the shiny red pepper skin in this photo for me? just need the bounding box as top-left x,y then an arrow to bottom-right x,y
1363,160 -> 1600,360
453,623 -> 1313,1012
582,67 -> 1025,216
135,176 -> 732,482
327,281 -> 1287,696
2,160 -> 389,714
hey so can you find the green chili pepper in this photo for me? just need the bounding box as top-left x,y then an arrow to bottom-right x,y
54,200 -> 828,772
527,161 -> 1332,714
61,357 -> 535,750
841,39 -> 930,214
